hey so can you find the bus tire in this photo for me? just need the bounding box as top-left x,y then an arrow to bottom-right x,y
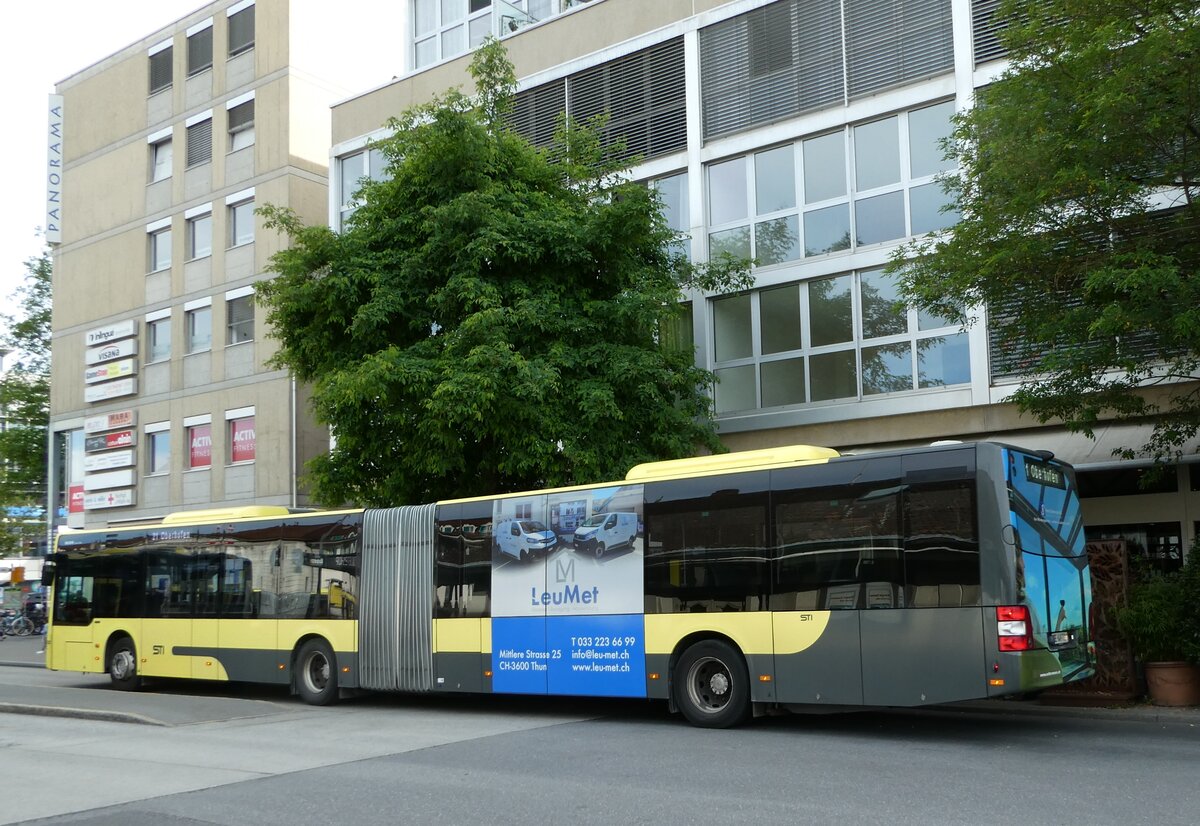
673,639 -> 750,728
109,636 -> 142,691
295,639 -> 338,706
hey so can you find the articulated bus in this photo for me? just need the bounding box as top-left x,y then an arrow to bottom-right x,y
43,441 -> 1094,727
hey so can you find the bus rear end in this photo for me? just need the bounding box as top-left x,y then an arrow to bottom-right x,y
990,446 -> 1095,695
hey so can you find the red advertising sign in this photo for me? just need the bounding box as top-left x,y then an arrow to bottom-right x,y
230,417 -> 256,463
69,485 -> 85,514
84,430 -> 135,452
189,424 -> 212,468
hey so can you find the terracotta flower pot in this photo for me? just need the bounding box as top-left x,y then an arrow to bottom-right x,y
1143,662 -> 1200,707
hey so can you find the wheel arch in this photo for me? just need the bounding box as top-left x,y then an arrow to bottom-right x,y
289,633 -> 335,694
103,629 -> 139,671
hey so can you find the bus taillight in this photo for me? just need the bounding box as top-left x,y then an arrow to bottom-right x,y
996,605 -> 1034,651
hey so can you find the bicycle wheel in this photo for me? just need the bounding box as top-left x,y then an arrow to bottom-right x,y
12,617 -> 33,636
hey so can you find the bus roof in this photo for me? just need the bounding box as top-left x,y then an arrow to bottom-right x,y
624,444 -> 839,482
438,444 -> 840,505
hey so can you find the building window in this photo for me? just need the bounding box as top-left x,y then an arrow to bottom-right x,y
651,171 -> 691,261
228,2 -> 255,56
149,43 -> 172,94
187,212 -> 212,259
186,422 -> 213,469
148,227 -> 172,272
186,304 -> 212,353
186,117 -> 213,167
146,426 -> 170,475
710,268 -> 969,414
337,148 -> 390,229
187,23 -> 213,75
228,414 -> 255,463
147,315 -> 171,362
703,101 -> 958,267
229,199 -> 254,246
150,136 -> 172,182
226,292 -> 254,344
227,100 -> 254,151
413,0 -> 577,70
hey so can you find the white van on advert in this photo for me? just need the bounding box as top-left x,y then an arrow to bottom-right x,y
572,511 -> 637,559
494,519 -> 557,562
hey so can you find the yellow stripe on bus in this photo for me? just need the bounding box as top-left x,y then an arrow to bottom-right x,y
433,618 -> 483,653
645,613 -> 776,656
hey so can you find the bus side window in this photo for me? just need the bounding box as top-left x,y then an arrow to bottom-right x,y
644,473 -> 770,614
903,481 -> 980,607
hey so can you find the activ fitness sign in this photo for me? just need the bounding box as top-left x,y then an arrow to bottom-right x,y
489,484 -> 647,698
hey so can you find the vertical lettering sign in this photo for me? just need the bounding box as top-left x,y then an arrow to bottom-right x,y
230,417 -> 255,462
46,95 -> 63,244
189,424 -> 213,468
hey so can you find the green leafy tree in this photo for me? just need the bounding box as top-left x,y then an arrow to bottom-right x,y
259,40 -> 748,506
893,1 -> 1200,461
0,252 -> 52,555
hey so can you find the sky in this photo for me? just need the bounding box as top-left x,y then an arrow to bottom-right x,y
0,0 -> 205,323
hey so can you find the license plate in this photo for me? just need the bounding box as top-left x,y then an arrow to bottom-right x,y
1049,631 -> 1072,647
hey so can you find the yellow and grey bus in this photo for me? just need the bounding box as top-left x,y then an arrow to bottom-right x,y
43,441 -> 1093,727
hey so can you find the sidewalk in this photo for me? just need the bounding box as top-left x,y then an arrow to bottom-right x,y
0,633 -> 48,669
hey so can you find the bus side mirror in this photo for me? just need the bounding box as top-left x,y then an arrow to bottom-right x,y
41,561 -> 55,586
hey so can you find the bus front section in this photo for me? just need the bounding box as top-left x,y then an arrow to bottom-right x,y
992,446 -> 1095,695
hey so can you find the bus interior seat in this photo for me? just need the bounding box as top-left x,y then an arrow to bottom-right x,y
938,584 -> 963,607
909,584 -> 939,608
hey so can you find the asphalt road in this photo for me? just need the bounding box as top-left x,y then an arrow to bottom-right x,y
2,637 -> 1198,825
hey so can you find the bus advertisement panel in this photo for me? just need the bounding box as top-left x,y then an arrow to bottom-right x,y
491,484 -> 646,697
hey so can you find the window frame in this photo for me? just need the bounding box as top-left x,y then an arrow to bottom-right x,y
184,300 -> 213,354
185,205 -> 213,260
147,223 -> 172,273
146,310 -> 172,364
185,113 -> 214,168
145,423 -> 171,476
225,288 -> 255,345
227,1 -> 255,57
226,92 -> 255,152
148,129 -> 173,183
228,199 -> 254,247
186,20 -> 214,76
148,39 -> 173,95
226,407 -> 256,464
184,416 -> 213,470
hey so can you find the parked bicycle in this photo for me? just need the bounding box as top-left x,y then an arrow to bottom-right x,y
0,610 -> 34,637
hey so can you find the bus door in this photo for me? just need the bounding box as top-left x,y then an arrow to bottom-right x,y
218,519 -> 283,682
771,460 -> 902,706
142,547 -> 194,679
50,569 -> 102,673
50,537 -> 143,674
190,551 -> 224,679
860,452 -> 984,706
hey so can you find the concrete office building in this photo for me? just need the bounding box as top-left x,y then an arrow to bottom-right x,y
330,0 -> 1199,565
47,0 -> 406,530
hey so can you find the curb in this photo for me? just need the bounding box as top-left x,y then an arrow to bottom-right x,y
0,702 -> 168,726
926,699 -> 1200,726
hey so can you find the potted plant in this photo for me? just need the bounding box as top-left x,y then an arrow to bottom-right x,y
1115,550 -> 1200,706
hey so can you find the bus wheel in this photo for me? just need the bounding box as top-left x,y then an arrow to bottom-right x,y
594,542 -> 606,560
673,640 -> 750,728
109,636 -> 142,691
295,639 -> 339,706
